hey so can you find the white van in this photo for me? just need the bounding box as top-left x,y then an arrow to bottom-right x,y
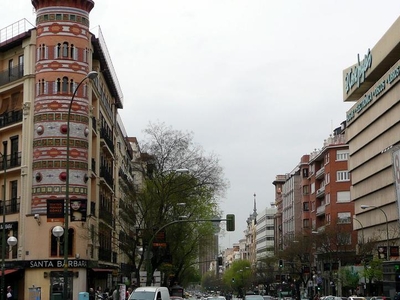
129,287 -> 171,300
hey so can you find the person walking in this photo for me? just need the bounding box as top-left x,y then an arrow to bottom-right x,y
6,286 -> 14,300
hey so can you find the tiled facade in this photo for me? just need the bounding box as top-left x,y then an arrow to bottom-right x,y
0,1 -> 135,299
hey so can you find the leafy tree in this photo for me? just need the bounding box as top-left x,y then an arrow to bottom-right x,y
118,121 -> 228,286
222,260 -> 252,297
338,267 -> 360,294
362,257 -> 383,295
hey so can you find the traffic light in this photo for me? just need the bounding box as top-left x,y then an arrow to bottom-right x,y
395,265 -> 400,282
226,214 -> 235,231
279,259 -> 284,268
217,256 -> 223,266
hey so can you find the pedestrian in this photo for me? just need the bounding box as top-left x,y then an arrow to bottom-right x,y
6,286 -> 14,300
112,286 -> 118,300
126,287 -> 132,299
89,287 -> 96,300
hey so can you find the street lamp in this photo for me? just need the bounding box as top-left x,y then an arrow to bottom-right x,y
63,71 -> 97,299
360,204 -> 389,260
0,144 -> 17,300
353,217 -> 364,244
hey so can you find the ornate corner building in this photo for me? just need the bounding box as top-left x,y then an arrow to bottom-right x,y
0,0 -> 136,299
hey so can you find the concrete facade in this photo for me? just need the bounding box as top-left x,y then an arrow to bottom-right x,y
344,15 -> 400,259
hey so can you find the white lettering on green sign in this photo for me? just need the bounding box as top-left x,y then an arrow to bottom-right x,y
346,61 -> 400,123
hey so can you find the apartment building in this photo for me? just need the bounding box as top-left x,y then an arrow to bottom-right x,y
0,1 -> 135,298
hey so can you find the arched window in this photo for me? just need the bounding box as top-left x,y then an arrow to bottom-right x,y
62,77 -> 68,93
69,79 -> 75,94
56,78 -> 61,93
55,43 -> 61,58
62,42 -> 69,58
70,44 -> 76,60
50,227 -> 75,257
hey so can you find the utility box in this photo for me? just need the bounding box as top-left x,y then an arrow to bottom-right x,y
78,292 -> 89,299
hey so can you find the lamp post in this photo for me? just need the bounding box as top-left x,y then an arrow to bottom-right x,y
63,71 -> 97,299
0,142 -> 15,300
361,204 -> 389,260
353,217 -> 364,244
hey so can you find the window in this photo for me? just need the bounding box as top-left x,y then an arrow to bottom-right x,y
303,219 -> 310,228
311,183 -> 315,194
337,191 -> 350,203
337,171 -> 350,182
10,136 -> 19,168
310,164 -> 315,175
10,180 -> 18,213
325,152 -> 330,164
55,43 -> 61,58
303,185 -> 309,195
62,42 -> 69,58
303,202 -> 309,211
338,232 -> 351,245
326,213 -> 331,224
336,150 -> 349,161
303,168 -> 309,178
51,227 -> 74,257
338,212 -> 351,224
325,193 -> 330,205
8,59 -> 13,78
325,172 -> 330,184
62,77 -> 68,93
18,55 -> 24,76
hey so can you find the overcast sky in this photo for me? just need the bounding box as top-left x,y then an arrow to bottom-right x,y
2,1 -> 400,249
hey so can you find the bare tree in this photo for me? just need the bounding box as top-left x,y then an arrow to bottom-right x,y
118,121 -> 229,286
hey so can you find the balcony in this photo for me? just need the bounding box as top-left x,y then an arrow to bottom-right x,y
0,65 -> 24,87
100,127 -> 114,154
316,204 -> 326,216
316,186 -> 325,198
315,166 -> 325,180
100,166 -> 114,189
0,110 -> 23,129
0,197 -> 20,214
0,152 -> 22,171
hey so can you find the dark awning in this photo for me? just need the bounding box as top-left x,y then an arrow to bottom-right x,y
91,268 -> 113,272
0,269 -> 19,276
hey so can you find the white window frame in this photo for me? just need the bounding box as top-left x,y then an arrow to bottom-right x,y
337,170 -> 350,182
336,150 -> 349,161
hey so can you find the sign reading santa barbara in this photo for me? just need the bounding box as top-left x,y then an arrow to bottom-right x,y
27,259 -> 87,268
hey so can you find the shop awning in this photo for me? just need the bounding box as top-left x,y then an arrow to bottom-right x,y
91,268 -> 113,272
0,269 -> 19,276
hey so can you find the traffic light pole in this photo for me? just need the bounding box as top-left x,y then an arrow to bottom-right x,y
145,216 -> 234,286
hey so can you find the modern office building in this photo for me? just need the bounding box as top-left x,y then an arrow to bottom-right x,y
344,15 -> 400,297
0,1 -> 136,298
255,205 -> 276,260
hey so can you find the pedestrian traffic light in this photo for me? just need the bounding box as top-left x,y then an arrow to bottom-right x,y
279,259 -> 283,268
226,214 -> 235,231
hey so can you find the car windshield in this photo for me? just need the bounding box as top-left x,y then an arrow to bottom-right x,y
130,291 -> 156,300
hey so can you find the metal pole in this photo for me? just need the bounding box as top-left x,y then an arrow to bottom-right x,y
1,144 -> 6,300
353,217 -> 364,244
361,205 -> 389,260
145,218 -> 222,285
64,71 -> 97,300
